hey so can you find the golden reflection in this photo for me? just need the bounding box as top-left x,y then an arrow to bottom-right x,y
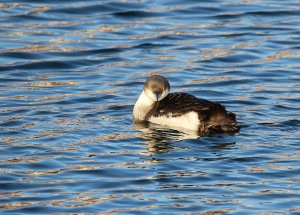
166,23 -> 206,30
146,67 -> 183,77
260,189 -> 300,194
187,76 -> 230,85
232,38 -> 265,49
50,193 -> 141,208
0,3 -> 18,9
13,88 -> 118,104
29,5 -> 50,15
0,42 -> 87,52
0,45 -> 74,53
189,38 -> 264,61
134,17 -> 161,24
290,209 -> 300,213
0,128 -> 63,144
258,50 -> 300,63
201,51 -> 234,60
77,132 -> 137,145
243,160 -> 299,173
0,3 -> 50,15
20,21 -> 81,28
201,209 -> 231,215
288,178 -> 300,183
1,157 -> 159,176
0,202 -> 33,210
49,38 -> 91,43
33,75 -> 51,80
140,157 -> 165,165
5,157 -> 43,164
68,24 -> 138,38
0,114 -> 24,124
107,204 -> 157,214
272,152 -> 300,160
0,45 -> 55,53
24,81 -> 78,87
125,66 -> 187,79
0,192 -> 21,198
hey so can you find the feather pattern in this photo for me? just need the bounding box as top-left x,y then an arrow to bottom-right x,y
133,75 -> 240,133
146,93 -> 239,133
147,93 -> 212,118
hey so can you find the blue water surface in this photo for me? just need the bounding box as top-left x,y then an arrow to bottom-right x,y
0,0 -> 299,214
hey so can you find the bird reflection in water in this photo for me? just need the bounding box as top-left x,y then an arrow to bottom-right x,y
133,121 -> 200,155
134,121 -> 239,156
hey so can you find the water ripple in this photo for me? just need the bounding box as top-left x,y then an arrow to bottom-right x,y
0,0 -> 300,214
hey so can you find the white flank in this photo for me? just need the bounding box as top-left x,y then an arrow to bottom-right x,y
149,111 -> 200,131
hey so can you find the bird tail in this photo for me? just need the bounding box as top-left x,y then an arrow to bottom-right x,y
207,111 -> 240,133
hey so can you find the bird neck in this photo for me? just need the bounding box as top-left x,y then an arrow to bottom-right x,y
133,91 -> 156,121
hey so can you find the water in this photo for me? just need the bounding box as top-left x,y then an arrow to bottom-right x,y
0,0 -> 300,214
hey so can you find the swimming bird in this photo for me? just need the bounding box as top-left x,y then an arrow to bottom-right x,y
133,75 -> 239,133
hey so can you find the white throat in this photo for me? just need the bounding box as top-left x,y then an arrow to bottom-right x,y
133,91 -> 156,121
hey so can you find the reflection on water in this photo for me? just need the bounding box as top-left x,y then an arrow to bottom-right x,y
1,0 -> 300,214
134,121 -> 199,155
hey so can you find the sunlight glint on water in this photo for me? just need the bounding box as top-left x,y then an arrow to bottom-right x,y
0,0 -> 299,214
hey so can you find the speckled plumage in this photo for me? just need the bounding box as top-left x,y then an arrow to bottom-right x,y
133,75 -> 239,133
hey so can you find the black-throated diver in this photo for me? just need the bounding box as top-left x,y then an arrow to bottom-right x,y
133,75 -> 239,133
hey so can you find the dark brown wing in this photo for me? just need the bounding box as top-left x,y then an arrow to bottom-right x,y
147,93 -> 239,132
147,93 -> 221,119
